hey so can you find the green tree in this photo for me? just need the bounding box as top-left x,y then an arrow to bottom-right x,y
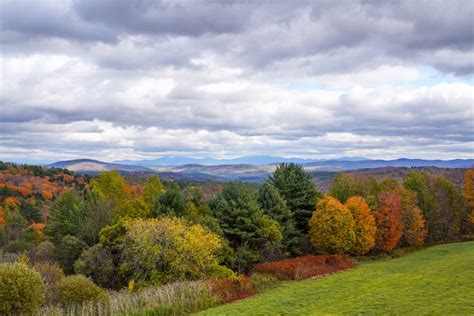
257,183 -> 300,255
45,190 -> 84,243
269,163 -> 320,233
79,190 -> 114,246
113,197 -> 151,221
210,183 -> 280,271
143,175 -> 164,210
154,182 -> 187,216
90,170 -> 129,204
55,235 -> 87,274
74,244 -> 117,289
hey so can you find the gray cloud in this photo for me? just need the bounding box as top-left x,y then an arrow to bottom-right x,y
1,0 -> 473,161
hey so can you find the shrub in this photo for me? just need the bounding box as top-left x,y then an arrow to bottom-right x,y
254,255 -> 354,280
207,276 -> 256,303
208,265 -> 236,279
34,240 -> 55,263
55,275 -> 109,306
34,262 -> 65,304
0,262 -> 45,314
250,273 -> 280,291
74,244 -> 116,288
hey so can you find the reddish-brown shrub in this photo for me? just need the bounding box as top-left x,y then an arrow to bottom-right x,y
206,276 -> 256,303
254,255 -> 354,280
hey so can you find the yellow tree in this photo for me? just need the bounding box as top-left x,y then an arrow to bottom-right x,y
345,196 -> 376,255
309,196 -> 355,254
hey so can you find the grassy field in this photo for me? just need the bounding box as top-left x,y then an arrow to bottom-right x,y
197,242 -> 474,315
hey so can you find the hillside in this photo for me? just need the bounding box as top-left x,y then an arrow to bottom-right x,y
48,159 -> 152,173
198,242 -> 474,315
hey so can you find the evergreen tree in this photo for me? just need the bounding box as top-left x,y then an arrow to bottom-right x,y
45,190 -> 84,243
154,182 -> 187,217
257,183 -> 300,255
268,163 -> 320,233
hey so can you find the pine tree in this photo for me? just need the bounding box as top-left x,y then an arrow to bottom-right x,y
257,183 -> 301,255
45,190 -> 84,243
268,163 -> 320,233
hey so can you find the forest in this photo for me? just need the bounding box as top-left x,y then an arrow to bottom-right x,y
0,161 -> 473,315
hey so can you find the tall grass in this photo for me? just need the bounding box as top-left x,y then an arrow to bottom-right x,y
36,281 -> 218,316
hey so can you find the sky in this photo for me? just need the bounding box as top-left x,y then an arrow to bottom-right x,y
1,0 -> 473,163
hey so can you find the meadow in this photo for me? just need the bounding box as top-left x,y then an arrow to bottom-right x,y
198,241 -> 474,315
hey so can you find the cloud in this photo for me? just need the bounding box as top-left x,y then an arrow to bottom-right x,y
1,0 -> 473,161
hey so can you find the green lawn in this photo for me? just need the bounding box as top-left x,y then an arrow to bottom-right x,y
197,242 -> 474,315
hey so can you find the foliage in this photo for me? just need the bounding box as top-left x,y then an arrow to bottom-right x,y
375,192 -> 404,252
45,190 -> 84,243
329,173 -> 373,203
210,183 -> 281,271
33,261 -> 65,304
309,196 -> 355,254
464,169 -> 474,232
143,175 -> 164,210
207,276 -> 257,303
268,163 -> 320,233
208,265 -> 237,280
120,217 -> 222,286
113,197 -> 151,221
55,235 -> 88,274
34,240 -> 56,263
345,196 -> 376,255
79,191 -> 114,246
55,275 -> 109,306
0,262 -> 45,315
90,170 -> 129,203
253,254 -> 354,280
249,273 -> 281,291
154,182 -> 187,216
257,183 -> 300,255
74,244 -> 116,288
199,242 -> 474,315
398,188 -> 426,246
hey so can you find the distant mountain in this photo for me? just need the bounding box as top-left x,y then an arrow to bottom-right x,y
48,158 -> 474,182
114,155 -> 319,166
302,158 -> 474,171
48,159 -> 153,173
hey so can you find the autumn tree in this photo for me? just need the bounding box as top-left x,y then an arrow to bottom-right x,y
375,192 -> 403,252
463,169 -> 474,233
329,173 -> 371,203
345,196 -> 376,255
309,196 -> 355,254
268,163 -> 320,233
113,197 -> 151,222
90,171 -> 129,204
120,217 -> 222,286
257,183 -> 300,255
398,188 -> 426,246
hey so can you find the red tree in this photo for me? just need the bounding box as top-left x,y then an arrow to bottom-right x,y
375,192 -> 404,251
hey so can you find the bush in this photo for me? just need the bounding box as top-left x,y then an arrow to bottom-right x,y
250,273 -> 280,291
0,262 -> 45,314
34,240 -> 56,263
74,244 -> 116,288
207,276 -> 256,303
208,265 -> 236,279
55,275 -> 109,306
254,255 -> 354,280
34,262 -> 65,304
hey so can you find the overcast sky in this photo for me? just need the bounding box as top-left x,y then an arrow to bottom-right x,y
1,0 -> 473,163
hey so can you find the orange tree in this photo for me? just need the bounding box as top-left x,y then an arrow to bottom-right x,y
375,192 -> 404,251
345,196 -> 376,255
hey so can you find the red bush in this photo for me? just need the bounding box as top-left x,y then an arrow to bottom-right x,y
254,255 -> 354,280
206,276 -> 257,303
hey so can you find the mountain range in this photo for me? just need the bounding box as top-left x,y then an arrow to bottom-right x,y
47,157 -> 474,182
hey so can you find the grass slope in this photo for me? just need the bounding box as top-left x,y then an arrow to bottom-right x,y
198,242 -> 474,315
